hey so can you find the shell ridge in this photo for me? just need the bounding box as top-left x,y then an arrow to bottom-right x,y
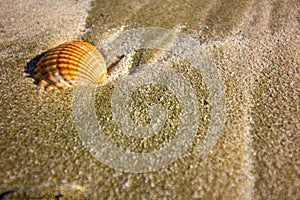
33,40 -> 107,91
35,65 -> 97,83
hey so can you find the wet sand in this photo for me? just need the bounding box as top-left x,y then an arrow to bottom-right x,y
0,0 -> 299,199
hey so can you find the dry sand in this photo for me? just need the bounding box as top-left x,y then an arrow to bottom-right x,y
0,0 -> 299,199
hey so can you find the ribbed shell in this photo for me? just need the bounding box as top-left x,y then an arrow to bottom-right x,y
34,40 -> 107,91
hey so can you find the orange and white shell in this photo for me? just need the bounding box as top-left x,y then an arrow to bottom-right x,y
34,40 -> 107,91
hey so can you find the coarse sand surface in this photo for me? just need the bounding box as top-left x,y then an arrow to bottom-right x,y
0,0 -> 299,199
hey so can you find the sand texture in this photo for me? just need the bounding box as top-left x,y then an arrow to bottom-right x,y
0,0 -> 299,199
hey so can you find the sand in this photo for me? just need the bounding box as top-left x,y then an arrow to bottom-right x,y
0,0 -> 299,199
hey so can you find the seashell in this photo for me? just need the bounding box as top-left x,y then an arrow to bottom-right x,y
34,40 -> 107,91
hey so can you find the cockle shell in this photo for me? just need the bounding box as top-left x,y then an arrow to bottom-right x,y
34,40 -> 107,91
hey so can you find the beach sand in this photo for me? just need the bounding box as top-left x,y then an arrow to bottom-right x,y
0,0 -> 299,199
